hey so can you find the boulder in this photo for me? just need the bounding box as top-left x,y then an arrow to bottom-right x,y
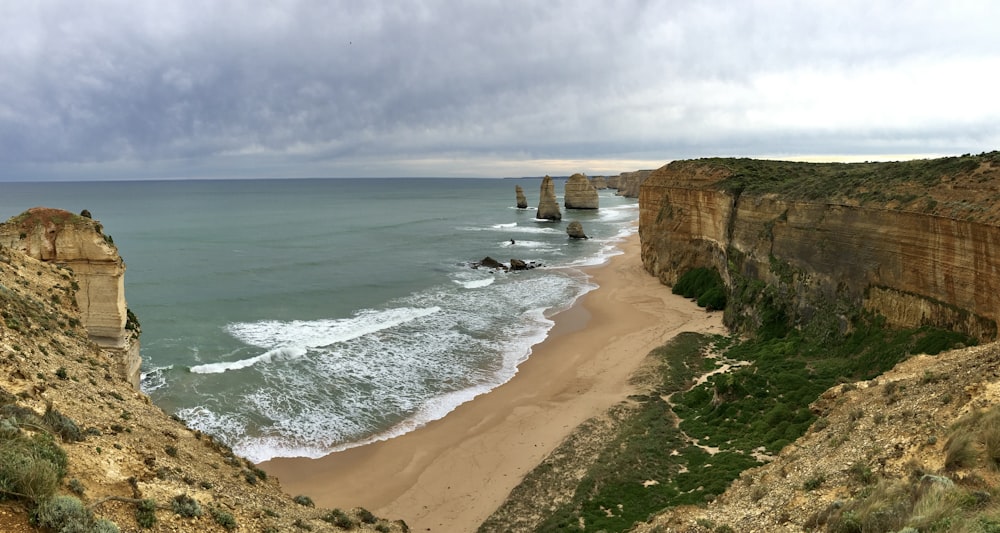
475,256 -> 505,270
515,185 -> 528,209
567,221 -> 588,239
510,258 -> 528,270
536,175 -> 562,220
565,173 -> 599,209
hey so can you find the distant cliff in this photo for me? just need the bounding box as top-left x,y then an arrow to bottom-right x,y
639,153 -> 1000,341
611,169 -> 652,198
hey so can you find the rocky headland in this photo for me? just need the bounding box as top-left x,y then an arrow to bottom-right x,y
0,209 -> 404,533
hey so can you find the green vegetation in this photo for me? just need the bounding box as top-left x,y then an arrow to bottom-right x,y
210,506 -> 237,530
34,494 -> 121,533
320,508 -> 355,529
704,151 -> 1000,202
673,267 -> 727,311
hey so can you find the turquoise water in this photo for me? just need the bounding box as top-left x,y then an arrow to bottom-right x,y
0,178 -> 638,462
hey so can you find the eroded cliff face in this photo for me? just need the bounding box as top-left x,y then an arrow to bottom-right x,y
613,169 -> 653,198
640,155 -> 1000,340
564,173 -> 599,209
0,207 -> 141,386
536,175 -> 562,220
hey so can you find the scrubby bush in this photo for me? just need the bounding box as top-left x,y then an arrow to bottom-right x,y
43,405 -> 83,442
171,493 -> 202,517
135,498 -> 157,528
0,432 -> 67,503
34,494 -> 92,532
321,508 -> 355,529
210,507 -> 237,530
292,494 -> 315,507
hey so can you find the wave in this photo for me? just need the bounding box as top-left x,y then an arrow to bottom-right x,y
190,306 -> 441,374
455,278 -> 495,289
459,225 -> 562,235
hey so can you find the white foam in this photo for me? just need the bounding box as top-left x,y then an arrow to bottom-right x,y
191,306 -> 441,374
140,365 -> 173,393
491,222 -> 517,228
459,225 -> 562,235
456,278 -> 495,289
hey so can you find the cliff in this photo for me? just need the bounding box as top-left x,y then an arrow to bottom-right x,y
639,153 -> 1000,341
589,176 -> 609,190
614,169 -> 653,198
0,208 -> 141,386
0,216 -> 404,532
564,173 -> 599,209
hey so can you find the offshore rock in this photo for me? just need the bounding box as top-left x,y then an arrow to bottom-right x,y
590,176 -> 609,190
536,175 -> 562,220
566,221 -> 588,239
564,173 -> 599,209
515,185 -> 528,208
0,207 -> 141,386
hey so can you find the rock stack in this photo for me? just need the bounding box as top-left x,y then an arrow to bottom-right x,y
564,173 -> 599,209
536,175 -> 562,220
515,185 -> 528,208
567,221 -> 588,239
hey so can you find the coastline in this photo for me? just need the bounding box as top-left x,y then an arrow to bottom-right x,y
261,233 -> 725,532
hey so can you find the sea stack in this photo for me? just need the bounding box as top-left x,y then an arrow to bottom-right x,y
536,175 -> 562,220
566,221 -> 588,239
565,173 -> 599,209
515,185 -> 528,208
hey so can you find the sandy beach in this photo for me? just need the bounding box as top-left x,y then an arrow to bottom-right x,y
262,234 -> 725,532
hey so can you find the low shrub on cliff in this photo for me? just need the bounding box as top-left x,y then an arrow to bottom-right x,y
673,267 -> 727,311
0,430 -> 67,504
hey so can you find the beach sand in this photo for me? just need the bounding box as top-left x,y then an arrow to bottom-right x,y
262,234 -> 725,532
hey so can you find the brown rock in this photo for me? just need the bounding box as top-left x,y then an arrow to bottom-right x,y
536,176 -> 562,220
564,173 -> 599,209
515,185 -> 528,209
566,221 -> 588,239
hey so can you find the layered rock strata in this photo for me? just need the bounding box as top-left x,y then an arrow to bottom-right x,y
614,169 -> 652,198
566,221 -> 588,239
639,155 -> 1000,340
0,207 -> 142,386
589,176 -> 609,190
515,185 -> 528,208
564,173 -> 599,209
536,175 -> 562,220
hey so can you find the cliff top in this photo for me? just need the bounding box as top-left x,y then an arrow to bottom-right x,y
653,151 -> 1000,223
0,214 -> 404,532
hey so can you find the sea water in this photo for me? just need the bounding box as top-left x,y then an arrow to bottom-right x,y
0,178 -> 638,462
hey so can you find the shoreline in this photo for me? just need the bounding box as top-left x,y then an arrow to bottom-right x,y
261,233 -> 725,532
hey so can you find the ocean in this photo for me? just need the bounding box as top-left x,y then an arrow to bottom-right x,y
0,178 -> 638,462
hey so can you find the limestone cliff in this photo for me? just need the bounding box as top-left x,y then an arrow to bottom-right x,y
536,175 -> 562,220
0,208 -> 141,386
614,169 -> 652,198
590,176 -> 609,190
639,153 -> 1000,340
564,173 -> 599,209
515,185 -> 528,209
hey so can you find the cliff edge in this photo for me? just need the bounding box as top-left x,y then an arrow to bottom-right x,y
639,153 -> 1000,341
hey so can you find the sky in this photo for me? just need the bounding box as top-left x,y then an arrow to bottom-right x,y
2,1 -> 999,181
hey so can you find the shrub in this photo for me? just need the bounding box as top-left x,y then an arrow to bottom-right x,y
43,405 -> 83,442
34,494 -> 92,532
673,267 -> 727,311
210,507 -> 237,530
944,433 -> 977,471
292,494 -> 315,507
67,478 -> 85,496
171,493 -> 202,517
321,508 -> 355,529
92,519 -> 121,533
356,507 -> 377,524
135,498 -> 157,528
0,432 -> 67,503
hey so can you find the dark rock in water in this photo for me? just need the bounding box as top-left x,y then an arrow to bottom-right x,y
475,256 -> 505,270
567,221 -> 588,239
515,185 -> 528,209
510,258 -> 527,270
536,176 -> 562,220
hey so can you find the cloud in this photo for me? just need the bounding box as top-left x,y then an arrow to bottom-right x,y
1,0 -> 998,180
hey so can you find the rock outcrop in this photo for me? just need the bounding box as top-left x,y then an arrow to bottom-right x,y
515,185 -> 528,209
536,175 -> 562,220
589,176 -> 609,190
566,221 -> 588,239
0,208 -> 141,386
564,173 -> 599,209
639,154 -> 1000,341
614,169 -> 653,198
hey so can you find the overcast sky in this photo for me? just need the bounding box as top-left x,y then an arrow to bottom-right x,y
2,1 -> 998,181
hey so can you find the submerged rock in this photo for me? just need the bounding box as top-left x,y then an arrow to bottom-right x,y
565,173 -> 599,209
536,176 -> 562,220
567,221 -> 588,239
515,185 -> 528,209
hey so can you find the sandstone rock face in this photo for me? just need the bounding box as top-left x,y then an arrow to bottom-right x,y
566,221 -> 588,239
614,169 -> 652,198
536,175 -> 562,220
515,185 -> 528,209
639,158 -> 1000,340
589,176 -> 608,190
0,207 -> 141,386
564,173 -> 599,209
